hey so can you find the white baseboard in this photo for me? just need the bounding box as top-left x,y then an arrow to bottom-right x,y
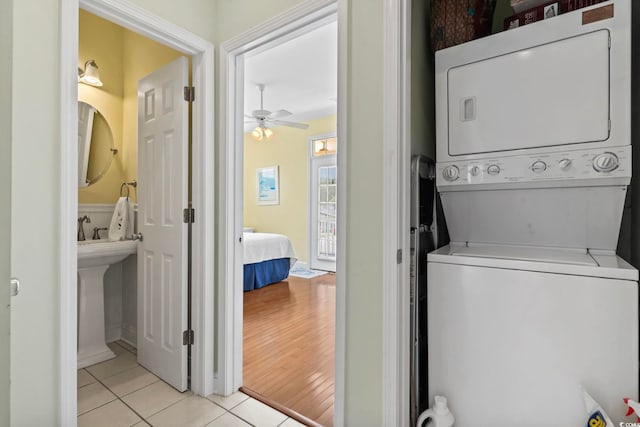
105,325 -> 121,344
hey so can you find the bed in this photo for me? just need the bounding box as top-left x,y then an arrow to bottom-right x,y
243,232 -> 297,291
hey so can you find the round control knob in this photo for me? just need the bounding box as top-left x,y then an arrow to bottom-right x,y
470,165 -> 481,177
592,152 -> 619,173
558,158 -> 572,171
487,164 -> 500,176
442,165 -> 460,181
531,160 -> 547,173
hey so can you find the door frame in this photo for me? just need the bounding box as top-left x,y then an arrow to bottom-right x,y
307,134 -> 337,272
59,0 -> 215,424
218,0 -> 411,425
381,0 -> 412,424
217,0 -> 339,399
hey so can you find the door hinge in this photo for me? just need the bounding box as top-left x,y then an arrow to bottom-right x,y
183,329 -> 194,345
183,208 -> 195,223
183,86 -> 195,102
397,249 -> 403,264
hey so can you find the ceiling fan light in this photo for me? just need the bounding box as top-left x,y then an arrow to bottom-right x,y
251,126 -> 274,141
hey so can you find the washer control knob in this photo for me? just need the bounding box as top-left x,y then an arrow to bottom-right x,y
487,164 -> 500,176
531,160 -> 547,173
442,165 -> 460,181
593,152 -> 619,173
470,166 -> 481,177
558,158 -> 572,171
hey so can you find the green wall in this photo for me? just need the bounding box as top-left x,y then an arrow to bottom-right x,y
11,0 -> 61,423
9,1 -> 214,424
10,0 -> 398,424
0,0 -> 11,423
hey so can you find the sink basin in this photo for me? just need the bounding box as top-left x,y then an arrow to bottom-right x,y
78,239 -> 137,268
77,239 -> 138,368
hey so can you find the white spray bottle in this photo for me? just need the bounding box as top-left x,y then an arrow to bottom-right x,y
416,395 -> 455,427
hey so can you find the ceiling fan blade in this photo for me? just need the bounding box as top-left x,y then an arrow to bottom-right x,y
269,109 -> 292,119
269,119 -> 309,130
252,109 -> 272,118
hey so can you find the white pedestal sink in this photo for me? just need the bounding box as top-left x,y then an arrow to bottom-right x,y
77,239 -> 137,369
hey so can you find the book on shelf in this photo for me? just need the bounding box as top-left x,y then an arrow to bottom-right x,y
504,0 -> 608,30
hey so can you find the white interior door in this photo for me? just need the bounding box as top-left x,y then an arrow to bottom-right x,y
310,153 -> 337,272
137,56 -> 189,391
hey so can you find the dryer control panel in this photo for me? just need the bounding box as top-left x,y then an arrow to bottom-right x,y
436,145 -> 631,190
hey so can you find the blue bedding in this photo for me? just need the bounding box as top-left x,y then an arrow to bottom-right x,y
243,257 -> 291,291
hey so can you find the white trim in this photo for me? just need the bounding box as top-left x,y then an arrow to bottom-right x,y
60,1 -> 215,423
77,203 -> 117,213
218,4 -> 343,425
334,1 -> 347,424
59,2 -> 79,425
307,131 -> 337,270
382,0 -> 411,426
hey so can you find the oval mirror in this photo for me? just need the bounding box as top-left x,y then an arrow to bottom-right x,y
78,101 -> 115,187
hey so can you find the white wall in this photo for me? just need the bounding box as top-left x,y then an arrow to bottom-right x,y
0,0 -> 12,423
10,0 -> 62,423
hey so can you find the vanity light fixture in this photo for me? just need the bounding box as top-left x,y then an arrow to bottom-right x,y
78,60 -> 103,87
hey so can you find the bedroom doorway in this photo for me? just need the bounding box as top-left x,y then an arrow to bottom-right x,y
232,9 -> 338,427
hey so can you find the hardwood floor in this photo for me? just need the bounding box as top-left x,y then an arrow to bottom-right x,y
243,273 -> 336,427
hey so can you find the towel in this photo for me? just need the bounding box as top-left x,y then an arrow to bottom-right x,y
108,197 -> 134,241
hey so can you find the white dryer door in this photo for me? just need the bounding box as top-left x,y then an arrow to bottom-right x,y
447,29 -> 610,156
427,261 -> 638,426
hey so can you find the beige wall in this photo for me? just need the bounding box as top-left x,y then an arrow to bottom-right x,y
243,115 -> 336,263
78,10 -> 183,204
78,9 -> 125,203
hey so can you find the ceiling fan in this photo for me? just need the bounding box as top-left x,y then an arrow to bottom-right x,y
246,84 -> 309,140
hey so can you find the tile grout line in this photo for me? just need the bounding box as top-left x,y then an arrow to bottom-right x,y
82,341 -> 291,426
81,356 -> 150,424
90,342 -> 226,426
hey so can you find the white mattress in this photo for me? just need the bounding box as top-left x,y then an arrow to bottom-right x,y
243,232 -> 297,267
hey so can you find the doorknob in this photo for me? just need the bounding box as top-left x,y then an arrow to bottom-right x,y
10,278 -> 20,297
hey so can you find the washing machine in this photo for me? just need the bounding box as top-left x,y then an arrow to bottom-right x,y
427,244 -> 638,425
427,0 -> 638,424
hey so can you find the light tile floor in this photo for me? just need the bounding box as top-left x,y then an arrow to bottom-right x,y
78,341 -> 305,427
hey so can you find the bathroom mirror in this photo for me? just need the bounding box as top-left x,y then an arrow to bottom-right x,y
78,101 -> 115,187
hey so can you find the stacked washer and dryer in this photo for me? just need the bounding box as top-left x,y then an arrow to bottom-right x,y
427,0 -> 638,425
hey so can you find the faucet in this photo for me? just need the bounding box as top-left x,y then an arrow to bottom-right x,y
92,227 -> 108,240
77,215 -> 91,241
